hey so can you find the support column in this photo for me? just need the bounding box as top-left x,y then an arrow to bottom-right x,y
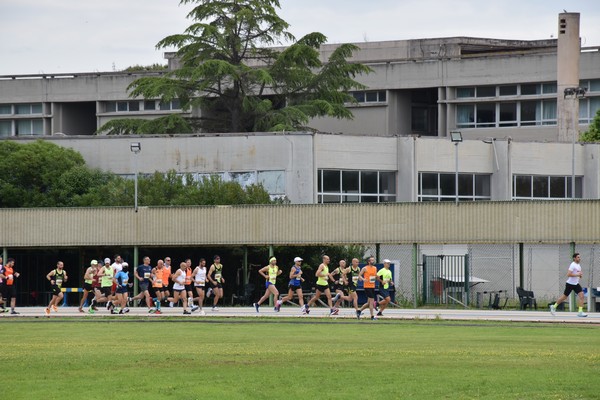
412,243 -> 418,308
133,246 -> 139,297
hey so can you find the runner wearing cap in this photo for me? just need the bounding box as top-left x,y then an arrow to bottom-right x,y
90,258 -> 116,312
45,261 -> 68,316
112,263 -> 131,314
253,257 -> 282,313
376,260 -> 394,316
275,256 -> 307,314
79,260 -> 99,312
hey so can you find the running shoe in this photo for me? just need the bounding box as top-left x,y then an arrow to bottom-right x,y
127,297 -> 133,306
155,310 -> 162,315
305,305 -> 310,315
51,305 -> 58,312
169,302 -> 174,308
191,305 -> 199,312
549,304 -> 556,316
578,311 -> 588,317
253,303 -> 259,313
206,288 -> 213,298
377,311 -> 383,317
106,301 -> 113,310
10,310 -> 19,315
329,308 -> 339,316
275,300 -> 282,312
78,307 -> 84,313
199,310 -> 206,316
212,306 -> 219,311
356,310 -> 361,319
44,308 -> 50,316
183,310 -> 191,315
123,307 -> 130,313
88,307 -> 95,315
332,293 -> 341,303
371,315 -> 377,321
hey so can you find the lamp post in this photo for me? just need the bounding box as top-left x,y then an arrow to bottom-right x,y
563,87 -> 586,199
450,131 -> 462,204
130,142 -> 141,212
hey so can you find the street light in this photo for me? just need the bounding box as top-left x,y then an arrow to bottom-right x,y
450,131 -> 462,204
563,87 -> 586,199
130,142 -> 141,212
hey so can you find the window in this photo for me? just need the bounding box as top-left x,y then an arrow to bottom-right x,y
15,103 -> 42,115
579,97 -> 600,124
15,119 -> 43,135
499,86 -> 517,96
520,100 -> 557,126
512,175 -> 582,199
105,101 -> 142,112
159,99 -> 182,110
418,173 -> 491,202
144,101 -> 156,111
317,170 -> 396,203
0,121 -> 11,137
499,102 -> 517,126
456,87 -> 475,98
257,171 -> 285,195
350,91 -> 386,103
476,86 -> 495,98
0,104 -> 11,114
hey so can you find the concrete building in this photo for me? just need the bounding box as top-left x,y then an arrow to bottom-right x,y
1,12 -> 599,204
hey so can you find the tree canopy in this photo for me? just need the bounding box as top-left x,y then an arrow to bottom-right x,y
102,0 -> 371,134
0,140 -> 272,207
580,108 -> 600,142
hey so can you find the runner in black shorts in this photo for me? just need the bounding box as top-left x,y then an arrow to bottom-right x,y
306,255 -> 338,316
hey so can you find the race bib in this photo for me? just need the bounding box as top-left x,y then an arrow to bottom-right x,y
144,272 -> 151,279
352,276 -> 359,284
156,279 -> 162,285
215,273 -> 222,281
198,280 -> 205,285
56,279 -> 63,286
369,276 -> 376,283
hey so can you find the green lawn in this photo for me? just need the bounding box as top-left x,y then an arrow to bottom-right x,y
1,318 -> 599,399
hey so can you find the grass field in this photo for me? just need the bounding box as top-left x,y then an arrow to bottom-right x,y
1,318 -> 599,399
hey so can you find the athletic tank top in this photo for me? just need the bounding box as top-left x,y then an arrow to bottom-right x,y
101,267 -> 113,287
185,267 -> 192,285
212,264 -> 223,282
84,267 -> 94,284
53,269 -> 65,288
289,266 -> 302,286
194,267 -> 207,286
162,266 -> 171,287
4,265 -> 15,286
349,266 -> 360,287
316,265 -> 329,286
363,266 -> 377,289
173,270 -> 186,290
268,266 -> 278,284
153,268 -> 164,288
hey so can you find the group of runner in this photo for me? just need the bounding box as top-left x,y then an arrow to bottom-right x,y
253,255 -> 394,320
43,254 -> 226,316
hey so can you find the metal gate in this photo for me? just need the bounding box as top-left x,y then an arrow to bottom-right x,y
423,254 -> 470,307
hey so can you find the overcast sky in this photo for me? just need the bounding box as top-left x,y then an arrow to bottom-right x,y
1,0 -> 599,75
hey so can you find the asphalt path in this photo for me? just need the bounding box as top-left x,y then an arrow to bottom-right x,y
2,306 -> 598,324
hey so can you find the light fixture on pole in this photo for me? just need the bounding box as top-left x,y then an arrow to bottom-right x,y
563,87 -> 586,199
450,131 -> 462,204
130,142 -> 141,212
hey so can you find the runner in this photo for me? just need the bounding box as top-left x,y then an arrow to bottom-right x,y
306,255 -> 338,316
91,258 -> 116,313
343,258 -> 362,316
131,256 -> 153,310
88,262 -> 102,314
330,259 -> 348,309
192,258 -> 208,315
167,262 -> 192,315
276,257 -> 307,314
79,260 -> 98,313
376,259 -> 394,316
163,257 -> 172,301
358,256 -> 378,320
112,263 -> 131,314
207,255 -> 225,311
1,258 -> 21,315
550,253 -> 588,317
0,256 -> 7,312
45,261 -> 67,316
253,257 -> 282,313
184,258 -> 196,311
149,260 -> 165,314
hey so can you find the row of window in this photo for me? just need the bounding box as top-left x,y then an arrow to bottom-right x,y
0,119 -> 43,136
104,100 -> 181,113
457,100 -> 556,128
350,90 -> 387,104
163,171 -> 287,196
579,97 -> 600,124
317,170 -> 396,203
318,170 -> 583,203
456,83 -> 558,99
0,103 -> 43,115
